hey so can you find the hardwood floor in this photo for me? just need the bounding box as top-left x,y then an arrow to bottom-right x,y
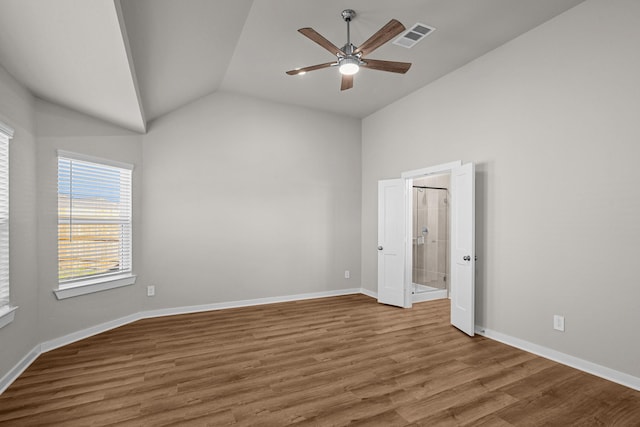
1,294 -> 639,426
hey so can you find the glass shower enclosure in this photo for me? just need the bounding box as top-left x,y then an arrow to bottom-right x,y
412,186 -> 448,295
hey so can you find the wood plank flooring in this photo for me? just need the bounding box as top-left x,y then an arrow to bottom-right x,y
1,294 -> 639,426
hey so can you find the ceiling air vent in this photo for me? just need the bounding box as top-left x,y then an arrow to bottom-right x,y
393,23 -> 435,48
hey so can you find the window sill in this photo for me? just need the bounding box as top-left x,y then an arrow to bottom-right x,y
0,306 -> 18,329
54,274 -> 137,300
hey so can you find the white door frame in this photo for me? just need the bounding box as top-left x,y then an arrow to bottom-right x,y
400,161 -> 462,308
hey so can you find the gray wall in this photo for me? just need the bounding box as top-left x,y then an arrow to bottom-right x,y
361,0 -> 640,377
141,91 -> 361,308
0,66 -> 39,377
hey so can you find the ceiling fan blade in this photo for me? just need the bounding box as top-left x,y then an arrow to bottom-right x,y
286,62 -> 335,75
340,74 -> 353,91
353,19 -> 405,57
361,59 -> 412,74
298,28 -> 345,57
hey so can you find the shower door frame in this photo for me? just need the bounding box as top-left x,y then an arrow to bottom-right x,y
411,184 -> 449,295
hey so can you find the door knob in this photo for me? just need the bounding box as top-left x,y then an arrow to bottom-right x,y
463,255 -> 471,261
377,246 -> 383,251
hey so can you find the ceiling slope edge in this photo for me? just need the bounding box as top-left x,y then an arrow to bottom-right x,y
113,0 -> 146,133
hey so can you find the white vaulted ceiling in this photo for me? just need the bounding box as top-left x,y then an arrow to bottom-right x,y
0,0 -> 585,132
118,0 -> 253,121
0,0 -> 146,132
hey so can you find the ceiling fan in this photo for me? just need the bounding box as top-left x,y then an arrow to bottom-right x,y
286,9 -> 411,91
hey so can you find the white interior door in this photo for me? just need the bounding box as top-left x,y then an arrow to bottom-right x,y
377,179 -> 407,307
450,162 -> 475,336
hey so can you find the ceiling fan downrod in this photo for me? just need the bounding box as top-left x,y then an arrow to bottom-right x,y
341,9 -> 356,55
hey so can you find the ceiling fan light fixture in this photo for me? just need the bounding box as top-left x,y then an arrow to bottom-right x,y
339,57 -> 360,75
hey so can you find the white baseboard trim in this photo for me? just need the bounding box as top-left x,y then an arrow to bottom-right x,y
42,289 -> 364,353
140,288 -> 363,320
476,326 -> 640,392
41,313 -> 141,353
0,288 -> 364,395
0,344 -> 41,395
360,287 -> 378,299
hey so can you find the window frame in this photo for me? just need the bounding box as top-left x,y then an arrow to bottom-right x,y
0,120 -> 15,328
54,150 -> 136,300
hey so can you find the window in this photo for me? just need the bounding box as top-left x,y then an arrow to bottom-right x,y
56,151 -> 134,298
0,121 -> 14,327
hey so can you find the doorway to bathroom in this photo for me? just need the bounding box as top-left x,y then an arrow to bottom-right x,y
411,174 -> 449,303
377,160 -> 475,336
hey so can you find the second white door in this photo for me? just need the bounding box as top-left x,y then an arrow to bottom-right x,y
377,179 -> 407,307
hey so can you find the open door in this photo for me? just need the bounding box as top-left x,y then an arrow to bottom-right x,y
450,163 -> 475,336
377,179 -> 407,307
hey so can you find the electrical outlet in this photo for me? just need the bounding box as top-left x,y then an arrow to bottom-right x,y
553,315 -> 565,332
147,285 -> 155,297
344,270 -> 350,279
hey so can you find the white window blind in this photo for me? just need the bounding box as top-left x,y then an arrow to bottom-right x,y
0,123 -> 11,312
57,153 -> 132,286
